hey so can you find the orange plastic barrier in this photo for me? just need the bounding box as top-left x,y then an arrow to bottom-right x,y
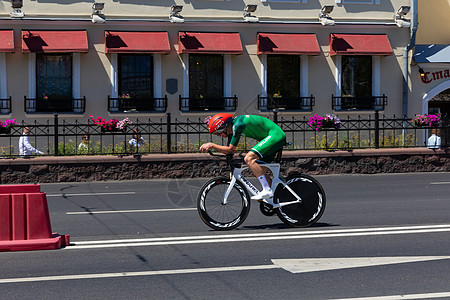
0,184 -> 70,252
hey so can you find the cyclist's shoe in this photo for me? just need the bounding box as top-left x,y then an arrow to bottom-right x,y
251,189 -> 273,200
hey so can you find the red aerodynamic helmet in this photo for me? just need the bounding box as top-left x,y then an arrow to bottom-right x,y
208,113 -> 233,133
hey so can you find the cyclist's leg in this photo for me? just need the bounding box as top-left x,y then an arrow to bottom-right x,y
246,133 -> 286,200
251,131 -> 286,164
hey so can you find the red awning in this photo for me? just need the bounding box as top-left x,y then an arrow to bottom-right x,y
330,34 -> 393,56
257,33 -> 320,55
105,31 -> 170,54
22,30 -> 88,53
178,32 -> 243,54
0,30 -> 14,52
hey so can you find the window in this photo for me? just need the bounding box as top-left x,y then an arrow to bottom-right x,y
337,55 -> 383,110
36,53 -> 73,112
341,56 -> 372,97
119,54 -> 153,100
189,54 -> 223,99
109,53 -> 166,112
267,55 -> 300,99
188,54 -> 225,110
260,55 -> 313,111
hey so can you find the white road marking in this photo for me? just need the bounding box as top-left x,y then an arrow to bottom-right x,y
69,224 -> 450,249
1,256 -> 449,285
47,192 -> 136,197
332,292 -> 450,300
271,256 -> 450,273
430,182 -> 450,185
66,208 -> 196,215
0,265 -> 278,284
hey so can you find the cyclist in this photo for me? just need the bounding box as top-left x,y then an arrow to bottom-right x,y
200,113 -> 286,200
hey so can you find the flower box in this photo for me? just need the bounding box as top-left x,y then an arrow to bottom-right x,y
0,118 -> 17,134
412,114 -> 440,127
0,126 -> 11,134
89,115 -> 132,133
308,114 -> 341,131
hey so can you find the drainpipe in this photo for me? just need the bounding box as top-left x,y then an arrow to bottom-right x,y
402,0 -> 418,118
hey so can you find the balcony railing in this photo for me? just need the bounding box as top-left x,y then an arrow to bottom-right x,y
24,96 -> 86,113
0,97 -> 11,114
179,95 -> 238,111
332,94 -> 388,111
258,95 -> 315,111
108,96 -> 167,113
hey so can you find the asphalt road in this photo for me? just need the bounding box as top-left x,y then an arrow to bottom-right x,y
1,172 -> 449,299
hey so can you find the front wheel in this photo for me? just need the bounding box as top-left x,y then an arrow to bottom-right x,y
197,177 -> 250,230
274,173 -> 326,228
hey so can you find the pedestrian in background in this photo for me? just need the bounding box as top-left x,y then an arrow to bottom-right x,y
19,125 -> 45,156
427,128 -> 441,149
78,132 -> 90,153
129,129 -> 144,152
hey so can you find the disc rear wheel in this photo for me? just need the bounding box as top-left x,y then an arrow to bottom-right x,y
274,173 -> 326,227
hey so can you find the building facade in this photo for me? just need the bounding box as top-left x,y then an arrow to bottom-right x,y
413,0 -> 450,118
0,0 -> 411,123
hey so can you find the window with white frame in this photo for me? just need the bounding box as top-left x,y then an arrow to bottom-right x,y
36,53 -> 73,112
27,52 -> 82,113
341,56 -> 372,98
268,55 -> 300,98
335,55 -> 384,111
110,53 -> 163,112
260,54 -> 311,111
181,53 -> 234,111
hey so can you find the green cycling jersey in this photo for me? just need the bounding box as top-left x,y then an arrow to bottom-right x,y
230,115 -> 286,163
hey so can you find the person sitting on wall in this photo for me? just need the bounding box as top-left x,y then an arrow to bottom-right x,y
427,128 -> 441,149
19,125 -> 45,157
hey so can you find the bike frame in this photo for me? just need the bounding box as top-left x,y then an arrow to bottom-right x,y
222,163 -> 303,208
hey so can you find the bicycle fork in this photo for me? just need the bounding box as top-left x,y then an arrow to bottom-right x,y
221,176 -> 237,205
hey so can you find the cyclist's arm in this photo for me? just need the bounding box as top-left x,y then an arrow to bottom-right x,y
200,142 -> 236,154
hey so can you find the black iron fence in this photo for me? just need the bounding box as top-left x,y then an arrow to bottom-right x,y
0,112 -> 448,157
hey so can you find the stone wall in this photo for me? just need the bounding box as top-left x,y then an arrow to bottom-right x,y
0,148 -> 448,184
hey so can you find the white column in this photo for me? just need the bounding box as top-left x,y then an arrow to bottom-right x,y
110,53 -> 118,97
335,55 -> 342,96
260,54 -> 267,110
153,54 -> 162,98
300,55 -> 308,97
72,53 -> 82,113
28,53 -> 36,112
0,53 -> 8,113
72,53 -> 81,99
0,53 -> 7,99
372,55 -> 380,96
224,54 -> 233,110
181,53 -> 189,111
335,55 -> 342,110
110,53 -> 118,111
153,54 -> 163,111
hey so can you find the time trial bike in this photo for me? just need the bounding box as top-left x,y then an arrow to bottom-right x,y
197,147 -> 326,230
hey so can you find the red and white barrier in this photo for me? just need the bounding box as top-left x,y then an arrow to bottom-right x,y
0,184 -> 70,252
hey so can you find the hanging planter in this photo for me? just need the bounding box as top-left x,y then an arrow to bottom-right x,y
308,114 -> 341,132
0,118 -> 17,134
412,114 -> 440,127
89,115 -> 132,133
